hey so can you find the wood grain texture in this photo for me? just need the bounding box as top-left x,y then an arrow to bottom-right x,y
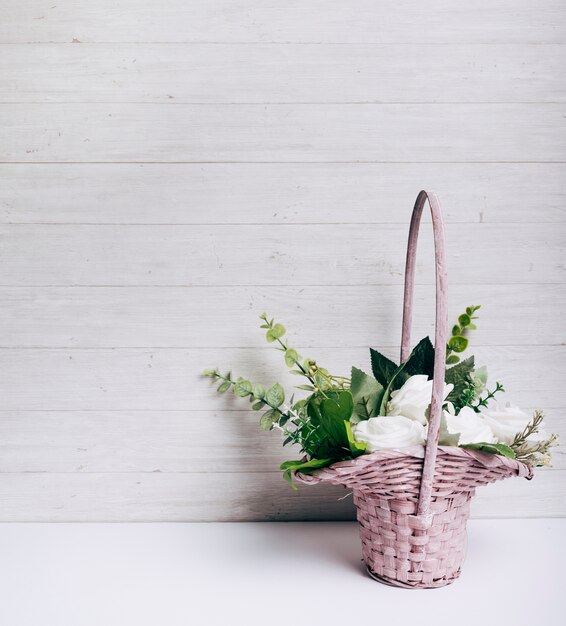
0,285 -> 563,347
1,346 -> 563,411
2,1 -> 563,521
2,163 -> 565,224
0,470 -> 562,521
2,103 -> 566,163
2,0 -> 565,44
0,223 -> 562,286
0,410 -> 563,473
2,43 -> 565,103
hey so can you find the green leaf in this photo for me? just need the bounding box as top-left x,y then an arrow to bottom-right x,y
296,384 -> 315,391
251,401 -> 265,411
217,381 -> 231,393
445,356 -> 475,404
265,382 -> 285,408
314,370 -> 330,390
461,442 -> 516,459
379,337 -> 435,414
319,391 -> 354,447
266,323 -> 286,343
280,457 -> 334,489
448,335 -> 468,353
284,348 -> 299,367
405,337 -> 435,378
259,409 -> 279,430
280,458 -> 334,472
233,379 -> 252,397
252,383 -> 265,399
452,325 -> 461,337
351,366 -> 384,419
446,354 -> 460,365
473,365 -> 488,386
345,421 -> 367,456
282,469 -> 298,490
458,313 -> 471,327
369,349 -> 398,388
203,368 -> 216,377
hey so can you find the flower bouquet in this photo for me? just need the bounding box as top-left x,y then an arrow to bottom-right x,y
204,191 -> 557,588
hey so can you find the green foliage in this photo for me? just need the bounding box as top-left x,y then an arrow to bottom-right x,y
259,409 -> 279,431
472,381 -> 505,411
204,304 -> 556,486
510,410 -> 559,467
319,391 -> 354,446
378,337 -> 435,414
446,305 -> 480,364
284,348 -> 299,367
265,383 -> 285,408
259,312 -> 348,395
369,349 -> 398,388
265,323 -> 286,343
345,421 -> 367,455
217,381 -> 231,393
445,356 -> 475,411
280,458 -> 334,489
447,335 -> 468,353
461,442 -> 516,459
233,378 -> 252,397
350,366 -> 383,420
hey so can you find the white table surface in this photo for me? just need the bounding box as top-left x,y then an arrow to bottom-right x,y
0,519 -> 563,626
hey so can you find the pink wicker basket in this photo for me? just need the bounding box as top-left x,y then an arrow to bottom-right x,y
296,190 -> 533,589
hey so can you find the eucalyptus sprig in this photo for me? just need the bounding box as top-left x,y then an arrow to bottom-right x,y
446,305 -> 480,364
259,312 -> 349,394
203,368 -> 291,430
510,410 -> 559,467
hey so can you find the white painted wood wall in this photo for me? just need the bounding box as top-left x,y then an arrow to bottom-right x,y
1,1 -> 564,521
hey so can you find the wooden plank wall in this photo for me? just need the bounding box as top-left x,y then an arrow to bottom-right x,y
0,1 -> 565,520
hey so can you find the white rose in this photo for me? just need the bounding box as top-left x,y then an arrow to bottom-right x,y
481,403 -> 532,444
352,416 -> 426,452
440,406 -> 495,446
386,374 -> 454,425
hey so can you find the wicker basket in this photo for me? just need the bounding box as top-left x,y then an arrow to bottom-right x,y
296,190 -> 533,589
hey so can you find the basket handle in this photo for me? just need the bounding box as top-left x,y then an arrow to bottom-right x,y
400,190 -> 448,520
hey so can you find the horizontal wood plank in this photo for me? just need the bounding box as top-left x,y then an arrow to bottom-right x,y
2,103 -> 566,162
3,43 -> 565,103
0,346 -> 562,410
0,469 -> 561,521
1,284 -> 563,347
2,1 -> 565,44
0,410 -> 562,473
0,223 -> 562,286
0,163 -> 566,225
2,163 -> 566,225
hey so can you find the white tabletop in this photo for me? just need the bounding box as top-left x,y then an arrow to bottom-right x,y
0,519 -> 563,626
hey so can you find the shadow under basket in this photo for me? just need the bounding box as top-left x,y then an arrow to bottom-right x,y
296,446 -> 532,588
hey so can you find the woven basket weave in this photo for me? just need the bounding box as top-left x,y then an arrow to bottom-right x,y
296,190 -> 533,589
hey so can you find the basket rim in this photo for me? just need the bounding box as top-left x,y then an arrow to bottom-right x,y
295,444 -> 533,484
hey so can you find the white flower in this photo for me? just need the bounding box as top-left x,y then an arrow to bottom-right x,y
352,416 -> 426,452
440,406 -> 495,446
481,403 -> 532,444
386,375 -> 454,425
